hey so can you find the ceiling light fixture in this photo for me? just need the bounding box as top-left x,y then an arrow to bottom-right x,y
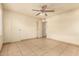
32,5 -> 55,16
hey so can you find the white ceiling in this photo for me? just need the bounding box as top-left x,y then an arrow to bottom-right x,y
3,3 -> 79,18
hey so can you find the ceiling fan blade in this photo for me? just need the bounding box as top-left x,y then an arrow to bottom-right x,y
45,10 -> 55,12
35,13 -> 41,16
45,13 -> 47,16
32,9 -> 41,11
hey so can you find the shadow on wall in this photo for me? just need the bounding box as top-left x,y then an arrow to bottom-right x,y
46,9 -> 79,45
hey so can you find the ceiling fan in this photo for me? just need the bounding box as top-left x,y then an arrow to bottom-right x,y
32,5 -> 55,16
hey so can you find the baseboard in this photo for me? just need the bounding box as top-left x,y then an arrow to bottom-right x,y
47,37 -> 79,47
3,37 -> 38,44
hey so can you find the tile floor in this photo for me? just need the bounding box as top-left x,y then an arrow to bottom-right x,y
0,38 -> 79,56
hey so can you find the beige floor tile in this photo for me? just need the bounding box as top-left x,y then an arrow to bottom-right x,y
75,48 -> 79,56
0,44 -> 8,56
43,43 -> 68,56
7,43 -> 22,56
16,42 -> 36,56
1,38 -> 79,56
60,45 -> 79,56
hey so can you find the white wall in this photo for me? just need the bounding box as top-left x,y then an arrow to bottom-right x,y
0,4 -> 3,50
47,9 -> 79,45
3,10 -> 41,43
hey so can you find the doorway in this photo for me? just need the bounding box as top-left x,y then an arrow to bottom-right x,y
36,18 -> 47,38
42,18 -> 47,38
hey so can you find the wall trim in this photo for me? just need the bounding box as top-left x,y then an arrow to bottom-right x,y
3,37 -> 38,44
47,38 -> 79,47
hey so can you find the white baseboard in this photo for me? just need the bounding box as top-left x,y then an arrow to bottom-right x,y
47,34 -> 79,46
3,37 -> 38,44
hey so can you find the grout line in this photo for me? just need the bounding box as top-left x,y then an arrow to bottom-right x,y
59,45 -> 68,56
1,38 -> 79,56
15,43 -> 23,56
21,41 -> 38,56
6,44 -> 8,56
42,43 -> 64,56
